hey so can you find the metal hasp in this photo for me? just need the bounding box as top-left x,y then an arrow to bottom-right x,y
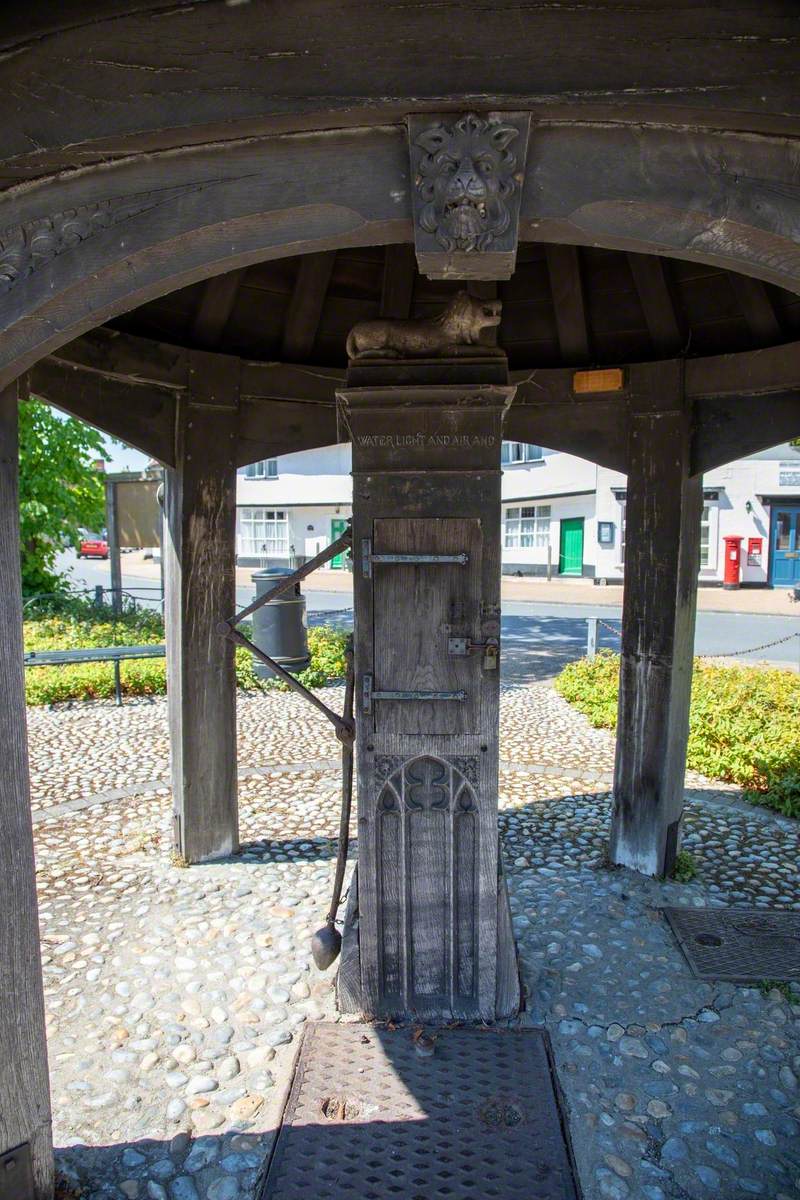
336,363 -> 520,1023
0,1143 -> 35,1200
361,537 -> 469,578
448,634 -> 499,669
259,1023 -> 579,1200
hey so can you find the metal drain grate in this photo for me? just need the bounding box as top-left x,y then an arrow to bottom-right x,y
260,1023 -> 579,1200
663,907 -> 800,982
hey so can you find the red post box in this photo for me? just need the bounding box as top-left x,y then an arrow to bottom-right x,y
723,535 -> 742,589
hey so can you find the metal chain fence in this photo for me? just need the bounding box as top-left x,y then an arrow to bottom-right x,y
590,616 -> 800,664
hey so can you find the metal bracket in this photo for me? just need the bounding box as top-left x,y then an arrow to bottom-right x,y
362,673 -> 466,712
0,1143 -> 34,1200
361,538 -> 469,578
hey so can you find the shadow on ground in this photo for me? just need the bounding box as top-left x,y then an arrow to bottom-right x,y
310,608 -> 621,684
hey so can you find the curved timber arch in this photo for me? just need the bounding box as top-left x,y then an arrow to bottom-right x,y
1,120 -> 800,389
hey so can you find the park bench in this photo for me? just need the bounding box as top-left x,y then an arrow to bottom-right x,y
23,644 -> 165,706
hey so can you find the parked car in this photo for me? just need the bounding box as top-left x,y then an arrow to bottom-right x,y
77,533 -> 109,559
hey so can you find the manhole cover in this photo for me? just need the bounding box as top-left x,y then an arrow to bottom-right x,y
663,907 -> 800,982
260,1023 -> 578,1200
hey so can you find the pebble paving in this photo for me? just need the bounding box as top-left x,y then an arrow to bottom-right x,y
28,684 -> 800,1199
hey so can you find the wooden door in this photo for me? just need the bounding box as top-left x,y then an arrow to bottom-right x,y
329,517 -> 348,569
372,518 -> 483,734
771,507 -> 800,586
559,516 -> 584,576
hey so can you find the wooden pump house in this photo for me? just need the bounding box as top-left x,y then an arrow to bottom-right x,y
2,4 -> 800,1194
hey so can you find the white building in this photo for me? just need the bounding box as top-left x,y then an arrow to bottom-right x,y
236,440 -> 800,588
236,443 -> 352,573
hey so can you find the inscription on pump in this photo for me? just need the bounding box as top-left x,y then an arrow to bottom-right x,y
356,432 -> 496,448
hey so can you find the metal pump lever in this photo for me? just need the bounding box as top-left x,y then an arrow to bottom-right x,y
216,528 -> 357,970
216,523 -> 355,746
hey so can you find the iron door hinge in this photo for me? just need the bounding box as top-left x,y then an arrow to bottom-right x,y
361,538 -> 469,578
362,674 -> 466,713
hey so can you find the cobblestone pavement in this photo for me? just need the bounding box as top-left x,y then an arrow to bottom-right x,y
30,685 -> 800,1200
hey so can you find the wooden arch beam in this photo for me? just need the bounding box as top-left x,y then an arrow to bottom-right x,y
29,359 -> 179,467
29,328 -> 343,468
28,325 -> 800,476
1,123 -> 800,392
688,341 -> 800,473
1,1 -> 797,179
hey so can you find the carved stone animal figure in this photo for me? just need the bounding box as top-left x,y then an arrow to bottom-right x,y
345,291 -> 502,359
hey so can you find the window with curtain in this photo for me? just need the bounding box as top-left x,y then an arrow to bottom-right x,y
237,508 -> 288,555
504,504 -> 551,548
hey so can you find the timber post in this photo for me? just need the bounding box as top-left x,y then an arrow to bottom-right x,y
105,477 -> 123,617
609,360 -> 702,877
165,353 -> 240,864
0,381 -> 54,1200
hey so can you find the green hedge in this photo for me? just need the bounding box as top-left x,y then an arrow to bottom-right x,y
23,610 -> 348,705
556,651 -> 800,819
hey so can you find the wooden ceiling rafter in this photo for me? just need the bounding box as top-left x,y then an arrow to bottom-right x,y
729,273 -> 784,347
105,241 -> 800,374
544,244 -> 591,365
380,245 -> 416,319
281,251 -> 337,361
626,253 -> 684,357
191,268 -> 247,349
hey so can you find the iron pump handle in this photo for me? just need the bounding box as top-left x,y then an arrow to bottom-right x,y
216,521 -> 355,745
312,637 -> 355,971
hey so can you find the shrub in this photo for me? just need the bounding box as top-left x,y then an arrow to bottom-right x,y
24,614 -> 348,705
556,652 -> 800,819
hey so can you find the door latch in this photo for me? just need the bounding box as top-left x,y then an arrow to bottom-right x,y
447,636 -> 499,670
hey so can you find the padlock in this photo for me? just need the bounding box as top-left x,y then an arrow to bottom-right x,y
482,639 -> 499,670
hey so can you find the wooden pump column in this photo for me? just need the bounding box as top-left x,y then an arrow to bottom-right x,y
337,361 -> 520,1022
164,355 -> 240,864
609,361 -> 702,877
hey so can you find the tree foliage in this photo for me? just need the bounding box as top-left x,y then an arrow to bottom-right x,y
18,398 -> 107,596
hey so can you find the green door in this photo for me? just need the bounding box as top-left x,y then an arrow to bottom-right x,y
559,517 -> 584,576
330,518 -> 348,569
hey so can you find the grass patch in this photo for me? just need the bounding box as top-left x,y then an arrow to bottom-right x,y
671,850 -> 698,883
24,603 -> 348,705
556,651 -> 800,819
757,980 -> 794,1003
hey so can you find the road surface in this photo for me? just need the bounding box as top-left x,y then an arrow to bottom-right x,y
52,551 -> 800,681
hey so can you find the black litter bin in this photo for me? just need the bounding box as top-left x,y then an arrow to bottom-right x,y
250,568 -> 310,678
